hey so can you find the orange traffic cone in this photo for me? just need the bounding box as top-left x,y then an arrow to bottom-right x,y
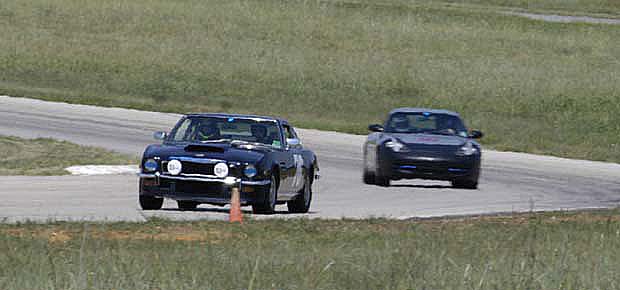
229,186 -> 243,223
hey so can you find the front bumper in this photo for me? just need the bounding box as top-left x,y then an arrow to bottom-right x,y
380,151 -> 480,181
138,173 -> 270,205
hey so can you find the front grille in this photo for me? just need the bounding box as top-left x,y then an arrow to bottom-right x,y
160,179 -> 227,198
162,161 -> 215,175
182,162 -> 215,175
394,160 -> 463,172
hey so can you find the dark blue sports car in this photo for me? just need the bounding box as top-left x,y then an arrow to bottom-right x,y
363,108 -> 483,188
139,113 -> 319,214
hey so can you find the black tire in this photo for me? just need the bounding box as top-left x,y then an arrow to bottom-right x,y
374,148 -> 390,187
452,179 -> 478,189
288,173 -> 312,213
375,174 -> 391,187
363,148 -> 376,185
363,168 -> 376,185
177,200 -> 199,210
252,175 -> 278,214
139,195 -> 163,210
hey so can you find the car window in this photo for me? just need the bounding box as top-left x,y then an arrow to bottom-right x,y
283,125 -> 296,139
385,113 -> 467,136
169,117 -> 283,148
170,118 -> 192,141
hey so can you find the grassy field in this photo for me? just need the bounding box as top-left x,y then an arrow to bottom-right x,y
0,135 -> 135,175
1,210 -> 620,289
0,0 -> 619,162
418,0 -> 620,16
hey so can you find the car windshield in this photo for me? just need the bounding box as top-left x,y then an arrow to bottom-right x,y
384,112 -> 468,136
168,116 -> 283,148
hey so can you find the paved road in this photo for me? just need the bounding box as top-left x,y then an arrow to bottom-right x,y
1,96 -> 619,222
506,12 -> 620,25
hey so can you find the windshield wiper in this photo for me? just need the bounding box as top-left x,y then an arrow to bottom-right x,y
198,138 -> 233,143
231,140 -> 271,148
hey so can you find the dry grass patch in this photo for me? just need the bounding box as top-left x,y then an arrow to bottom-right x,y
2,210 -> 620,289
1,225 -> 242,244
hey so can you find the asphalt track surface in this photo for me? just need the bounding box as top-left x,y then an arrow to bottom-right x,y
507,12 -> 620,25
1,96 -> 619,222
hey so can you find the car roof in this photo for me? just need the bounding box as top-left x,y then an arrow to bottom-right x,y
184,113 -> 287,123
388,107 -> 461,117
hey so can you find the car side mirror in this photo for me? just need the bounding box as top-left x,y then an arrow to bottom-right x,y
286,138 -> 301,148
153,131 -> 167,140
368,124 -> 384,132
469,130 -> 483,139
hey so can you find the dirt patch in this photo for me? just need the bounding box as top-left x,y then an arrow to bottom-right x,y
3,228 -> 73,244
1,225 -> 242,244
95,227 -> 238,243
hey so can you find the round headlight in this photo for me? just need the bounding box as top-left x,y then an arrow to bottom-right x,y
244,165 -> 257,178
456,142 -> 478,156
214,162 -> 229,178
144,159 -> 158,172
385,140 -> 408,152
167,160 -> 182,175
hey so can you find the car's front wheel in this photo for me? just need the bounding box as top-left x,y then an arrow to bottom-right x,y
139,195 -> 163,210
363,161 -> 376,185
252,175 -> 278,214
373,148 -> 391,187
288,173 -> 312,213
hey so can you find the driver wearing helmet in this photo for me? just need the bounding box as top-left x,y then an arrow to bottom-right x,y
391,115 -> 410,132
251,124 -> 270,144
196,122 -> 221,141
437,117 -> 457,135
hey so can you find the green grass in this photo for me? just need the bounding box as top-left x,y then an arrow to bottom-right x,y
0,0 -> 619,162
1,210 -> 620,289
415,0 -> 620,16
0,135 -> 135,175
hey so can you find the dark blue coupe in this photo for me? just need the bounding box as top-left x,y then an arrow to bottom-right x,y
139,114 -> 319,214
363,108 -> 483,188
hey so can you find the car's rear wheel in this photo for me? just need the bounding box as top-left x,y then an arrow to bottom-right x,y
252,175 -> 278,214
177,200 -> 199,210
452,179 -> 478,189
139,195 -> 163,210
288,173 -> 312,213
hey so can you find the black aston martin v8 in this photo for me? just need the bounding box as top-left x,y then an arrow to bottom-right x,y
363,108 -> 483,188
139,113 -> 319,214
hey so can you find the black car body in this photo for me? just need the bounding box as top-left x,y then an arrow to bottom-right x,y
363,108 -> 483,188
139,113 -> 319,213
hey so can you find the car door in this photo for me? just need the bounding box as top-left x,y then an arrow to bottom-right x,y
282,124 -> 305,193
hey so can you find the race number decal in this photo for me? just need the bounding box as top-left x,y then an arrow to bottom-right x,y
293,154 -> 304,189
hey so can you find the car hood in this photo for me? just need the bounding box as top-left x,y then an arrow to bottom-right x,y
389,133 -> 468,147
144,142 -> 267,164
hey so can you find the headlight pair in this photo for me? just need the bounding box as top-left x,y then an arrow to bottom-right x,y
168,161 -> 230,177
148,158 -> 257,178
164,161 -> 229,177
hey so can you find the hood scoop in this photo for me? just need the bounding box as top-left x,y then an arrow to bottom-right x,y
184,144 -> 225,153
